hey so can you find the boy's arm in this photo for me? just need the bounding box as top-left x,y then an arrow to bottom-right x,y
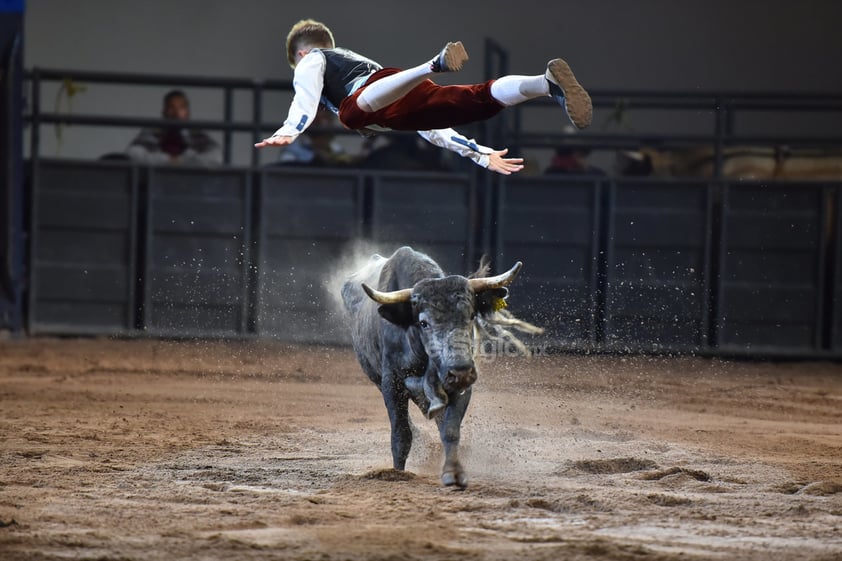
416,128 -> 524,175
255,52 -> 325,148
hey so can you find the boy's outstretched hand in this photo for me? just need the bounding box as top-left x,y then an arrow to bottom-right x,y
486,148 -> 524,175
254,135 -> 294,148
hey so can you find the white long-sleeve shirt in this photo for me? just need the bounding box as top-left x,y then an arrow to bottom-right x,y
270,50 -> 494,169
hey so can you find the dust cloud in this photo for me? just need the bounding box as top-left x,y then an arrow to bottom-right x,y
322,239 -> 393,319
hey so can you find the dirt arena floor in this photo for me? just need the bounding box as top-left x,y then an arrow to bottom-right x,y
1,336 -> 841,560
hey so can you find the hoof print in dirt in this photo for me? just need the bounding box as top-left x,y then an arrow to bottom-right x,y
571,457 -> 658,475
796,481 -> 842,496
363,468 -> 416,482
640,467 -> 711,482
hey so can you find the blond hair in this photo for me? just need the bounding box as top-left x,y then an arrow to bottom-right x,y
286,19 -> 335,68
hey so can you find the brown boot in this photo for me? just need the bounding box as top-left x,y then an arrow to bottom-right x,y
431,41 -> 469,72
546,58 -> 592,129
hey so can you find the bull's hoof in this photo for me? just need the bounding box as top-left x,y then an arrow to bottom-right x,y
441,471 -> 468,489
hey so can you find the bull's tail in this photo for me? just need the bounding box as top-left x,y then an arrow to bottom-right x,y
469,255 -> 544,357
468,255 -> 492,280
474,306 -> 544,358
484,308 -> 544,334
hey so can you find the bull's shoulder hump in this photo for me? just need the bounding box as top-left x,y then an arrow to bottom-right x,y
388,247 -> 441,272
391,246 -> 420,259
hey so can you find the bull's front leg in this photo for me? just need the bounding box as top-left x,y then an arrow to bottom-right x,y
381,372 -> 412,471
438,387 -> 472,488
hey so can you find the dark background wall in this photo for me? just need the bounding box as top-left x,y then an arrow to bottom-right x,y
24,0 -> 842,90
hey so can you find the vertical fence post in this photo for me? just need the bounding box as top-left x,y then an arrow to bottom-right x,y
817,185 -> 834,351
713,95 -> 727,180
251,81 -> 263,169
29,66 -> 40,164
482,38 -> 510,265
223,86 -> 233,165
2,30 -> 23,332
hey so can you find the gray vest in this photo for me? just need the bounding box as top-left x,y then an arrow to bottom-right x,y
316,48 -> 382,111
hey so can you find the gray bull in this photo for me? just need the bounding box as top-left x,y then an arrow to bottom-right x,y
341,246 -> 533,487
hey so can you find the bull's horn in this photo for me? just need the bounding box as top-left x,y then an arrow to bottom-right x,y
468,261 -> 523,292
362,283 -> 413,304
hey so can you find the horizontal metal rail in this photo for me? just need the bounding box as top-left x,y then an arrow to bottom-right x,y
33,113 -> 260,132
510,132 -> 842,151
25,67 -> 292,90
23,63 -> 842,174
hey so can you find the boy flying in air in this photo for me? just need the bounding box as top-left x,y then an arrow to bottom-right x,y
255,18 -> 592,176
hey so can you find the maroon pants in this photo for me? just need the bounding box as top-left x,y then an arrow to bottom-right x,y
339,68 -> 505,131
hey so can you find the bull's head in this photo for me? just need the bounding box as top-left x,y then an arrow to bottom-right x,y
362,262 -> 522,394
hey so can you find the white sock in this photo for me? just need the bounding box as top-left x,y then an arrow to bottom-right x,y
490,75 -> 549,106
356,62 -> 433,113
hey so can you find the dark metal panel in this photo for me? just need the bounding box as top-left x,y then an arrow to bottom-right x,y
261,171 -> 362,239
36,265 -> 131,300
255,169 -> 363,344
29,160 -> 138,334
496,176 -> 603,349
369,172 -> 475,276
144,167 -> 250,337
717,182 -> 826,354
604,180 -> 710,352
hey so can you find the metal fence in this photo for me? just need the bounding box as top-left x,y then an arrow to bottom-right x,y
28,160 -> 480,346
26,157 -> 842,358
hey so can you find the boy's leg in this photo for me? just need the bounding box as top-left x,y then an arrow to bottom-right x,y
356,41 -> 468,113
489,59 -> 592,129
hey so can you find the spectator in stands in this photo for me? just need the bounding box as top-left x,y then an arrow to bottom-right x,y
357,133 -> 455,172
545,146 -> 605,175
126,90 -> 222,166
255,19 -> 592,176
544,125 -> 605,176
275,105 -> 355,167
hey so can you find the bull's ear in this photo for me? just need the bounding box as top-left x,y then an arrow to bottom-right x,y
475,287 -> 509,316
377,302 -> 414,327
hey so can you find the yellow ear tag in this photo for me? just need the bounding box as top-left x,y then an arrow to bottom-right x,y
492,296 -> 507,312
